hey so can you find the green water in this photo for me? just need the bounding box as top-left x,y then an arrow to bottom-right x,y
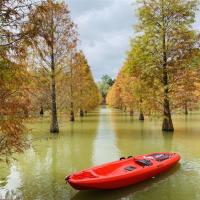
1,106 -> 200,200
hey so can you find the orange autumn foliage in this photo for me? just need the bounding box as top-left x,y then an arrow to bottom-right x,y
0,59 -> 30,162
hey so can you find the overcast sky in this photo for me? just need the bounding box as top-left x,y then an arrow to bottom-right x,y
67,0 -> 200,82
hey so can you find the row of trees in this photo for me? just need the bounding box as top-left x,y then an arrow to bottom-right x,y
0,0 -> 99,161
107,0 -> 200,132
25,0 -> 100,132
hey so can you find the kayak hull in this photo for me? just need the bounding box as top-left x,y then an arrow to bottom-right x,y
66,152 -> 180,190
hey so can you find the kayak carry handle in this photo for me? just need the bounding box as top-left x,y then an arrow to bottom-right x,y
127,156 -> 133,159
120,156 -> 133,160
65,175 -> 71,181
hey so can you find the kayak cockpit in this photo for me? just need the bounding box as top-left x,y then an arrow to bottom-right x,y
92,162 -> 127,176
70,161 -> 139,181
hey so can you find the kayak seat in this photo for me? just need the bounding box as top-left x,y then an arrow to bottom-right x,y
149,153 -> 170,162
135,159 -> 153,167
124,166 -> 136,171
155,154 -> 170,162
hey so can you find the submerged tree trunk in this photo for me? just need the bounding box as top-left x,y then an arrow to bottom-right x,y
50,14 -> 59,133
69,54 -> 75,122
139,111 -> 144,121
162,28 -> 174,132
130,109 -> 134,116
50,60 -> 59,133
139,99 -> 144,120
69,100 -> 75,122
40,106 -> 44,116
80,109 -> 84,117
70,110 -> 75,121
184,102 -> 188,115
162,95 -> 174,131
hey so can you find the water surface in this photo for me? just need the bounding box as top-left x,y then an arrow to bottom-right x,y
1,107 -> 200,200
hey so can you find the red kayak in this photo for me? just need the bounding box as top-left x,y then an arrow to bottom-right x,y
65,152 -> 180,190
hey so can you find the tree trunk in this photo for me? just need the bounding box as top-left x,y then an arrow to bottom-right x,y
70,111 -> 75,121
184,102 -> 188,115
162,97 -> 174,131
85,110 -> 87,115
50,72 -> 59,133
80,109 -> 84,117
139,99 -> 144,120
70,102 -> 75,122
40,106 -> 44,116
162,24 -> 174,132
50,43 -> 59,133
130,109 -> 133,116
139,111 -> 144,121
69,54 -> 75,122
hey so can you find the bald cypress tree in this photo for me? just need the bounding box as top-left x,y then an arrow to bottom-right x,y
136,0 -> 198,131
26,0 -> 77,133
